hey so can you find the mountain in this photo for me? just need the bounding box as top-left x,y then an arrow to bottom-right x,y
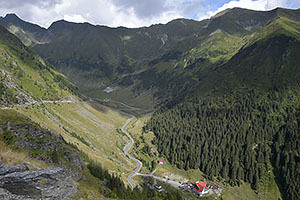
145,8 -> 300,200
0,25 -> 100,198
190,18 -> 300,95
0,25 -> 186,199
1,7 -> 300,200
2,8 -> 300,111
0,9 -> 275,108
0,25 -> 77,105
0,14 -> 47,46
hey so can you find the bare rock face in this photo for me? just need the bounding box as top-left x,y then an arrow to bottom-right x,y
0,162 -> 77,200
0,163 -> 28,176
5,121 -> 85,181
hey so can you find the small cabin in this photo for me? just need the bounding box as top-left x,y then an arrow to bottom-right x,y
158,160 -> 164,165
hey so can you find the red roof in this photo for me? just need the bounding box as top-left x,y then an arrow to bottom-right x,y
197,181 -> 207,188
192,181 -> 207,192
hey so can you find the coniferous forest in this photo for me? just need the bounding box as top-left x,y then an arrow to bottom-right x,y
146,88 -> 300,200
87,159 -> 182,200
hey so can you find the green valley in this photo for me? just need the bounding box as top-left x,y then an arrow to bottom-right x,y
0,5 -> 300,200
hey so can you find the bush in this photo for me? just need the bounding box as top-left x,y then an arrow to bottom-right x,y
1,130 -> 15,145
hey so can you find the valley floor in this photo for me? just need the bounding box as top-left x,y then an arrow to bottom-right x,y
0,98 -> 283,200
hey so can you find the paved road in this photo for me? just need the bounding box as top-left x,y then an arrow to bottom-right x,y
121,116 -> 181,190
137,173 -> 182,189
121,116 -> 143,188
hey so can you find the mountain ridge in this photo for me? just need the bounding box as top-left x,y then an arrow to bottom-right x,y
0,6 -> 300,200
1,7 -> 300,111
2,7 -> 299,29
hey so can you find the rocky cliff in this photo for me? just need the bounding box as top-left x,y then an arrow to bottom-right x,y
0,161 -> 77,200
0,111 -> 87,199
1,118 -> 85,181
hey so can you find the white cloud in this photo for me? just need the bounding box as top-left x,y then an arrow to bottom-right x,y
266,0 -> 288,9
63,14 -> 88,23
198,0 -> 289,20
0,0 -> 296,28
0,0 -> 186,28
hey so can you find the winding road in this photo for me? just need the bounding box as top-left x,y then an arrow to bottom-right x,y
121,115 -> 182,190
121,116 -> 143,188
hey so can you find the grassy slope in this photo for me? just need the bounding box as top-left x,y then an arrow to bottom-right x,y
223,173 -> 282,200
2,8 -> 299,112
0,139 -> 50,169
7,25 -> 38,46
0,109 -> 112,200
14,101 -> 132,173
190,17 -> 300,97
222,184 -> 258,200
0,26 -> 138,191
0,26 -> 75,104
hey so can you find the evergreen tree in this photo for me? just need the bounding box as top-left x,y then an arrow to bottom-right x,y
146,88 -> 300,199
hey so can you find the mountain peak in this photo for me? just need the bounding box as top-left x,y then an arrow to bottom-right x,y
1,13 -> 46,31
4,13 -> 21,21
48,19 -> 94,32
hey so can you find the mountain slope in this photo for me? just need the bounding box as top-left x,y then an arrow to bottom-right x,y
188,12 -> 300,96
0,26 -> 140,199
0,25 -> 193,199
4,8 -> 298,109
145,12 -> 300,200
192,35 -> 300,95
0,26 -> 77,105
0,23 -> 127,177
1,8 -> 300,199
0,14 -> 47,46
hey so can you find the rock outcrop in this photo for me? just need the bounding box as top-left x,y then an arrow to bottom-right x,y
4,121 -> 85,181
0,162 -> 77,200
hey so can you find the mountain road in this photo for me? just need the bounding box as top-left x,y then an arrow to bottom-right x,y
121,116 -> 143,189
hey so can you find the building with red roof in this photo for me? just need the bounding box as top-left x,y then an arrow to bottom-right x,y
158,160 -> 164,165
188,181 -> 209,196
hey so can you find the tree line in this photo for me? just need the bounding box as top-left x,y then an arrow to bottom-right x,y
87,159 -> 182,200
145,88 -> 300,200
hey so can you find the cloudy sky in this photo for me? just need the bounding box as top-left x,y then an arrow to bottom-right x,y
0,0 -> 300,28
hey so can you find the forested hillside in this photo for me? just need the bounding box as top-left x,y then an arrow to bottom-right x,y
146,88 -> 300,200
145,9 -> 300,200
1,6 -> 300,200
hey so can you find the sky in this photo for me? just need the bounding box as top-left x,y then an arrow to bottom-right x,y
0,0 -> 300,28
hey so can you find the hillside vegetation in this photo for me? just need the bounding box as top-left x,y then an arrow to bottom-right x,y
3,8 -> 300,108
0,23 -> 159,199
147,88 -> 300,200
145,14 -> 300,200
1,7 -> 300,200
0,26 -> 76,105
